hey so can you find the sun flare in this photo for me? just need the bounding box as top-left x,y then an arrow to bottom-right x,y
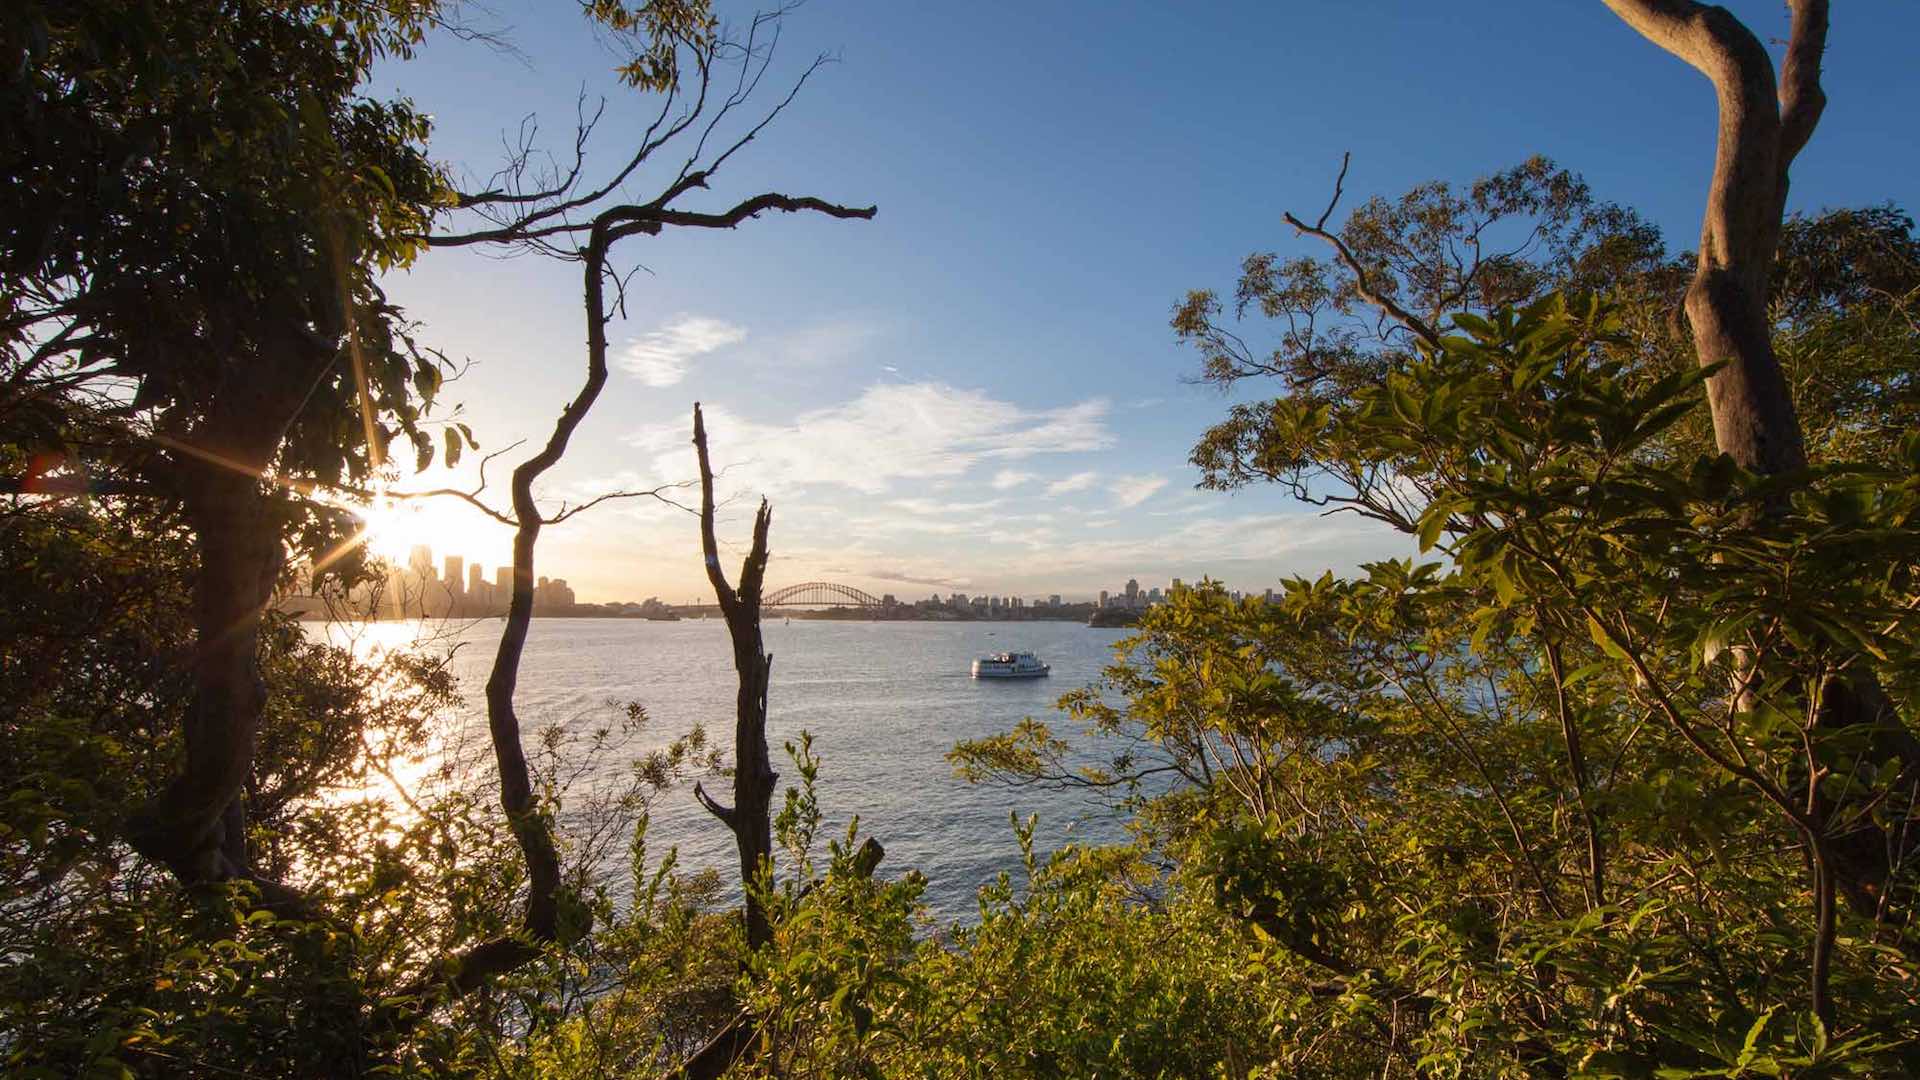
356,496 -> 498,570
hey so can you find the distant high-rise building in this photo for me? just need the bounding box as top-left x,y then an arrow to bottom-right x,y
408,545 -> 433,577
1125,578 -> 1140,606
496,566 -> 513,593
444,555 -> 465,595
1048,594 -> 1062,607
1099,589 -> 1110,608
385,566 -> 409,618
1170,577 -> 1183,593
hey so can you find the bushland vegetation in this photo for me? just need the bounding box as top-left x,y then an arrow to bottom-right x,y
4,1 -> 1915,1076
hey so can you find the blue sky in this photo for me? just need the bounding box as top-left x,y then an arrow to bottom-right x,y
368,1 -> 1920,604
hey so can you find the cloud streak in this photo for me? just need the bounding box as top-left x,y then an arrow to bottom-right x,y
618,315 -> 747,387
1109,473 -> 1168,508
1045,470 -> 1099,495
627,382 -> 1113,495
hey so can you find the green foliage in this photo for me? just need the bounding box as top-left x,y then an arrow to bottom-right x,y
2,0 -> 463,500
7,8 -> 1917,1069
1177,162 -> 1920,498
947,288 -> 1919,1074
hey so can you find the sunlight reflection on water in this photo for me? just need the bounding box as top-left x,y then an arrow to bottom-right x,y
317,617 -> 1136,925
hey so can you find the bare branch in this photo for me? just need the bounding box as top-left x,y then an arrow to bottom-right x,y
692,781 -> 738,830
544,481 -> 698,524
1313,151 -> 1351,231
1281,207 -> 1443,350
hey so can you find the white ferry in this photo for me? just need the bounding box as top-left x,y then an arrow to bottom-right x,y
971,651 -> 1051,679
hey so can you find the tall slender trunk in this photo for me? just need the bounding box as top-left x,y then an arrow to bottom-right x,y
407,225 -> 619,1006
691,403 -> 778,952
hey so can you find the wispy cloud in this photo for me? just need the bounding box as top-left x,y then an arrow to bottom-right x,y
626,382 -> 1113,495
769,318 -> 882,368
618,315 -> 747,387
991,469 -> 1036,490
887,496 -> 1003,516
857,567 -> 973,589
1045,471 -> 1099,496
1109,473 -> 1168,509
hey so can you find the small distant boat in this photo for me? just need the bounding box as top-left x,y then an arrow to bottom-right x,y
971,651 -> 1050,679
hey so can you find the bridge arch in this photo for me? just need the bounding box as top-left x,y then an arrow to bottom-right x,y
763,581 -> 882,607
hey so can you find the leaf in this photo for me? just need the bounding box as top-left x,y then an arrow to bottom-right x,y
1586,613 -> 1629,661
1416,502 -> 1452,553
1487,557 -> 1519,606
443,426 -> 461,467
1742,1008 -> 1772,1053
1451,311 -> 1497,340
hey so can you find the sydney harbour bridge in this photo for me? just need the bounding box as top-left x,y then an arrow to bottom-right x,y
760,581 -> 883,608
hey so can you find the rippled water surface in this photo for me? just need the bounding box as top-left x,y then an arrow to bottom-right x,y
344,618 -> 1136,925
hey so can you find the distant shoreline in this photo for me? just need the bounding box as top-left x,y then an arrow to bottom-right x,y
296,610 -> 1114,624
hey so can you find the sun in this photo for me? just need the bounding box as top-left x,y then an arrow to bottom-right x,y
356,496 -> 499,569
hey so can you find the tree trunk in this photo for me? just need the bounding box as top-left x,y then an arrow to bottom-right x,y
1601,0 -> 1826,474
127,340 -> 316,887
130,460 -> 282,882
402,225 -> 622,1008
691,402 -> 779,952
1606,0 -> 1920,997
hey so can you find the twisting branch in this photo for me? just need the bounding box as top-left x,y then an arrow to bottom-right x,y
381,11 -> 875,1034
1601,0 -> 1822,474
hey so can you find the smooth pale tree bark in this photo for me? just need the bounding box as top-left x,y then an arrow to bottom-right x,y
1601,0 -> 1826,475
1604,0 -> 1920,1022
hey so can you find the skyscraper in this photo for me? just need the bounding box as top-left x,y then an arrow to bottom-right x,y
444,555 -> 465,595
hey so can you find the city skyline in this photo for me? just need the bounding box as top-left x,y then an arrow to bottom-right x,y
351,540 -> 1283,612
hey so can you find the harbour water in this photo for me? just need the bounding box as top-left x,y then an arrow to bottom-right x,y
337,618 -> 1139,925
